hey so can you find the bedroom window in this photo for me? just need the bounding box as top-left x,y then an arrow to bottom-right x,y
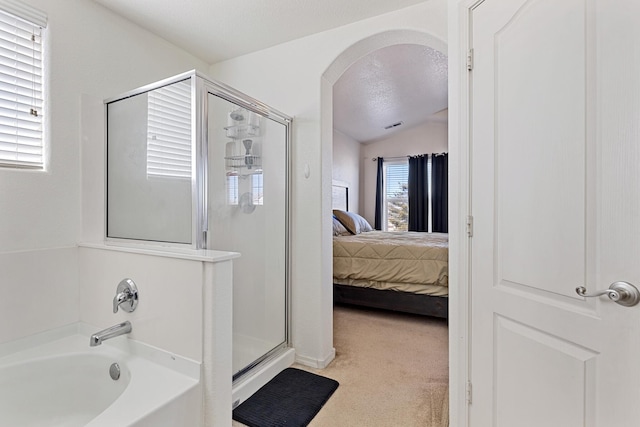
0,7 -> 46,169
383,158 -> 435,232
383,161 -> 409,231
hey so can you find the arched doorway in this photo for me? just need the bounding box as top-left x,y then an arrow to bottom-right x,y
319,29 -> 451,423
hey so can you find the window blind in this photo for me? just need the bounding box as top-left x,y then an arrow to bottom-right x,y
0,8 -> 44,169
146,79 -> 192,179
384,161 -> 409,231
0,1 -> 46,28
385,162 -> 408,199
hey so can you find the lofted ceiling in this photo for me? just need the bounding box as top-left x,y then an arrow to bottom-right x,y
92,0 -> 429,64
92,0 -> 447,143
333,43 -> 448,143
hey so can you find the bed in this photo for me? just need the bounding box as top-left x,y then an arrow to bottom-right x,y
331,192 -> 449,318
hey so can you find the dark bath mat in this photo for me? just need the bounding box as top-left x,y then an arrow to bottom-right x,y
232,367 -> 339,427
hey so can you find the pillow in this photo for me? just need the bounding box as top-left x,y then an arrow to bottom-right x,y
333,210 -> 373,234
332,215 -> 351,236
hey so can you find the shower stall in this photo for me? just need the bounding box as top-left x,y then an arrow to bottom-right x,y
105,70 -> 292,400
206,87 -> 290,382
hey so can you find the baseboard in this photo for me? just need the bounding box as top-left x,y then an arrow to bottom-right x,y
295,347 -> 336,369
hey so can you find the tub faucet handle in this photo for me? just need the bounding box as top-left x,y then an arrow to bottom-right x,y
113,291 -> 129,313
113,278 -> 139,313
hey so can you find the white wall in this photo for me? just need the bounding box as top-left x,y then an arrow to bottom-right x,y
209,0 -> 448,367
0,247 -> 78,344
0,0 -> 208,345
0,0 -> 448,376
78,247 -> 206,361
361,120 -> 448,225
332,130 -> 361,213
2,0 -> 208,253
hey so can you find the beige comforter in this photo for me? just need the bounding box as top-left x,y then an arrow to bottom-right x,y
333,231 -> 449,295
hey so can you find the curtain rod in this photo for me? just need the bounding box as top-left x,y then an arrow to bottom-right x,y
371,152 -> 448,161
371,155 -> 408,161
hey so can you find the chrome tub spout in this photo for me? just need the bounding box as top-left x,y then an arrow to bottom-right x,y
90,321 -> 132,347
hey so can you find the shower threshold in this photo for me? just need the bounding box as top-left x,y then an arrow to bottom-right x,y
232,346 -> 295,408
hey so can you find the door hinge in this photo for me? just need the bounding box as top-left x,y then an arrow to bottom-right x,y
466,381 -> 473,404
467,48 -> 474,71
466,215 -> 474,237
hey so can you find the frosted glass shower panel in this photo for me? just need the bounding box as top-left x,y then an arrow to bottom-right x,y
207,93 -> 288,377
107,79 -> 193,243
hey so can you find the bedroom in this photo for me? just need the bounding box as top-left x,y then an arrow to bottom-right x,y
328,41 -> 449,423
331,41 -> 448,316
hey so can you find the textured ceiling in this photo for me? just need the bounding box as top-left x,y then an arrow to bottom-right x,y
333,44 -> 448,143
92,0 -> 428,64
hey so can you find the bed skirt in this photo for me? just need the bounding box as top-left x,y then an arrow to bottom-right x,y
333,284 -> 448,318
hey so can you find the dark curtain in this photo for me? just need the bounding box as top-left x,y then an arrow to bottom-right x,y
408,155 -> 429,232
374,157 -> 384,230
431,153 -> 448,233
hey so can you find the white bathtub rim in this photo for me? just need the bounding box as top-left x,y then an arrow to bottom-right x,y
0,322 -> 200,380
0,327 -> 202,427
78,322 -> 200,380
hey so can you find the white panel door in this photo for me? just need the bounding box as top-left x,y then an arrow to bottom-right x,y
470,1 -> 640,426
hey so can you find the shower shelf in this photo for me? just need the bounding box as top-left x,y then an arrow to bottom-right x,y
224,155 -> 262,170
224,124 -> 259,139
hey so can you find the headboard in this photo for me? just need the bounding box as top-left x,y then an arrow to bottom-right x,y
332,180 -> 349,211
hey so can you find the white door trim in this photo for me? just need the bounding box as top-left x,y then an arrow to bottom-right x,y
448,1 -> 484,426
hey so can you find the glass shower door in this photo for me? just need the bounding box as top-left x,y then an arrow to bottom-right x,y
206,93 -> 289,379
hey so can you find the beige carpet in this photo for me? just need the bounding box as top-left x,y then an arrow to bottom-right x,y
233,304 -> 449,427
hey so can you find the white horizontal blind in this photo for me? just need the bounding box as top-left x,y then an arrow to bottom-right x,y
384,161 -> 409,231
0,1 -> 46,28
0,8 -> 44,169
146,79 -> 192,179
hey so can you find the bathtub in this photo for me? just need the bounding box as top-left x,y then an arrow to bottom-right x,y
0,324 -> 202,427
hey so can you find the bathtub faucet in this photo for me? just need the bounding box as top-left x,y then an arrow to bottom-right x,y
89,321 -> 132,347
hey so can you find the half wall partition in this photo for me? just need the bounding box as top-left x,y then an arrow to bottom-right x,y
105,70 -> 292,391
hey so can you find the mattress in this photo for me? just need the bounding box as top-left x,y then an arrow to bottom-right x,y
333,231 -> 449,296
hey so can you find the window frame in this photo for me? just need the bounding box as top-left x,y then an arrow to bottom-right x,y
382,156 -> 434,232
